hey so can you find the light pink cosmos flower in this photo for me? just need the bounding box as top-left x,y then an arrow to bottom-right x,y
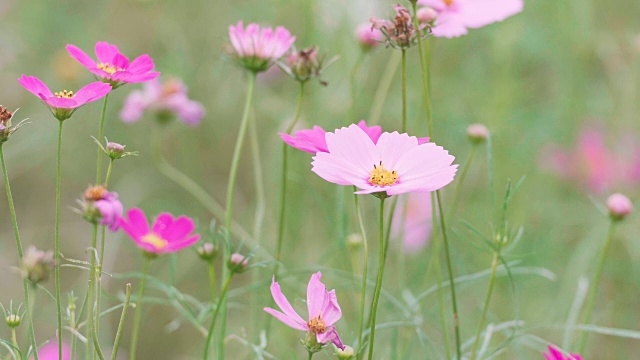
94,192 -> 123,232
391,193 -> 433,253
418,0 -> 523,38
264,272 -> 345,350
120,77 -> 205,126
18,75 -> 111,121
118,208 -> 200,254
312,124 -> 457,196
227,21 -> 296,73
31,339 -> 71,360
543,345 -> 582,360
66,41 -> 160,88
281,120 -> 429,154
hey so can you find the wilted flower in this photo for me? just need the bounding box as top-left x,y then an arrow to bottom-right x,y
370,4 -> 425,49
31,339 -> 71,360
120,77 -> 205,126
356,24 -> 383,50
417,0 -> 523,38
21,246 -> 54,284
280,46 -> 334,85
543,345 -> 582,360
391,192 -> 433,253
311,124 -> 456,197
119,208 -> 200,255
79,185 -> 123,231
0,106 -> 27,143
607,193 -> 633,221
66,41 -> 160,88
467,123 -> 489,143
264,272 -> 345,351
227,21 -> 296,73
18,75 -> 111,121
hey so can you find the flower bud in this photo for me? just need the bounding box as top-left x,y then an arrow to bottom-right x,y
467,123 -> 490,144
607,193 -> 633,221
336,345 -> 355,360
347,233 -> 363,249
228,253 -> 249,273
5,314 -> 21,328
22,246 -> 54,284
417,7 -> 438,23
197,242 -> 218,261
106,142 -> 126,159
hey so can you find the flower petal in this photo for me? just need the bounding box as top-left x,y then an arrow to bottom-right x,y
72,82 -> 112,105
319,289 -> 342,326
18,75 -> 53,98
325,124 -> 379,176
375,131 -> 419,169
316,326 -> 345,350
268,277 -> 307,328
95,41 -> 121,64
306,272 -> 326,320
66,44 -> 97,69
264,308 -> 308,331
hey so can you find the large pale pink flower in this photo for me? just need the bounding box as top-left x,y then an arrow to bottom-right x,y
543,345 -> 582,360
311,124 -> 457,196
418,0 -> 523,38
264,272 -> 345,350
66,41 -> 160,88
228,21 -> 296,73
31,339 -> 71,360
118,208 -> 200,254
18,75 -> 111,121
391,193 -> 433,253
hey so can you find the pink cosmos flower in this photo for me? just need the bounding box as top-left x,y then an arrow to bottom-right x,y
391,193 -> 433,253
120,77 -> 205,126
118,208 -> 200,254
31,339 -> 71,360
264,272 -> 345,350
356,24 -> 383,50
281,120 -> 429,154
18,75 -> 111,121
417,0 -> 523,38
94,192 -> 123,232
311,124 -> 457,196
543,345 -> 582,360
227,21 -> 296,73
66,41 -> 160,88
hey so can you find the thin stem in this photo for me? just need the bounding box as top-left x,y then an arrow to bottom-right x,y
203,274 -> 233,360
54,120 -> 64,360
248,113 -> 265,241
469,249 -> 502,360
413,3 -> 434,137
110,283 -> 132,360
88,224 -> 106,360
208,262 -> 216,304
576,221 -> 617,353
0,145 -> 38,360
368,52 -> 401,125
349,50 -> 365,121
10,328 -> 18,351
366,197 -> 387,360
354,190 -> 369,351
308,351 -> 314,360
435,190 -> 462,359
95,94 -> 109,184
129,257 -> 151,360
104,159 -> 114,188
95,158 -> 114,337
450,146 -> 477,216
401,49 -> 407,133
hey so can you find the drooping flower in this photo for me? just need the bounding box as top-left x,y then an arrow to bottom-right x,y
311,124 -> 457,196
417,0 -> 523,38
66,41 -> 160,88
264,272 -> 345,351
543,345 -> 582,360
21,246 -> 55,285
227,21 -> 296,73
31,339 -> 71,360
79,185 -> 123,232
120,77 -> 205,126
118,208 -> 200,255
18,75 -> 111,121
280,46 -> 335,85
356,24 -> 383,51
391,192 -> 433,253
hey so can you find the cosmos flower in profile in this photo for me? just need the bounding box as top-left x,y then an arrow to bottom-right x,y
227,21 -> 296,73
543,345 -> 582,360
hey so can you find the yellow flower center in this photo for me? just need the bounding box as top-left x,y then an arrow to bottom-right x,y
444,0 -> 454,5
97,62 -> 124,75
54,90 -> 74,99
141,234 -> 168,250
369,161 -> 398,187
307,315 -> 326,334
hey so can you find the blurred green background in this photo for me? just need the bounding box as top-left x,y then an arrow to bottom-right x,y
0,0 -> 639,358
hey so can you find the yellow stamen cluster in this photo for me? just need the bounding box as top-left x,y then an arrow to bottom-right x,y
54,90 -> 74,98
97,62 -> 124,75
307,315 -> 326,334
141,234 -> 168,250
369,161 -> 398,187
444,0 -> 454,5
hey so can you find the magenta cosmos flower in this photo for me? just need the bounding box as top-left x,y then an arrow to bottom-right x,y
543,345 -> 582,360
281,120 -> 429,154
264,272 -> 345,350
31,339 -> 71,360
18,75 -> 111,121
418,0 -> 523,38
311,124 -> 456,196
94,192 -> 123,232
66,41 -> 160,88
118,208 -> 200,255
227,21 -> 296,73
120,77 -> 205,126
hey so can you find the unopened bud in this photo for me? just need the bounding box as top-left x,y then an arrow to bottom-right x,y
106,142 -> 126,159
197,243 -> 217,261
22,246 -> 55,284
417,7 -> 437,23
5,314 -> 21,328
228,253 -> 249,273
347,234 -> 363,248
607,193 -> 633,221
467,123 -> 490,144
336,345 -> 355,360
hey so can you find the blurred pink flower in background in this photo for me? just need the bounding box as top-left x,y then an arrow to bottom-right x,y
227,21 -> 296,73
31,339 -> 71,360
119,208 -> 200,254
543,345 -> 582,360
264,272 -> 345,350
417,0 -> 523,38
356,24 -> 383,50
120,77 -> 205,126
94,192 -> 123,231
392,192 -> 433,253
18,75 -> 111,121
66,41 -> 160,88
540,125 -> 640,193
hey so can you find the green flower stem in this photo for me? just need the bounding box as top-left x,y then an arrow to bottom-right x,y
450,145 -> 477,216
576,221 -> 617,353
436,190 -> 462,359
274,81 -> 305,274
87,224 -> 105,360
401,49 -> 407,133
54,120 -> 64,360
203,273 -> 233,360
413,2 -> 433,137
129,257 -> 151,360
249,114 -> 265,241
104,158 -> 114,187
368,52 -> 401,125
308,351 -> 314,360
95,94 -> 109,184
349,50 -> 365,122
366,197 -> 387,360
208,262 -> 216,304
0,145 -> 38,360
110,283 -> 131,360
95,158 -> 115,336
10,328 -> 18,352
354,190 -> 369,352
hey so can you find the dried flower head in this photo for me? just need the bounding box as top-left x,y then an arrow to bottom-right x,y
0,106 -> 28,143
280,46 -> 336,85
370,4 -> 427,49
22,246 -> 55,284
0,105 -> 12,123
